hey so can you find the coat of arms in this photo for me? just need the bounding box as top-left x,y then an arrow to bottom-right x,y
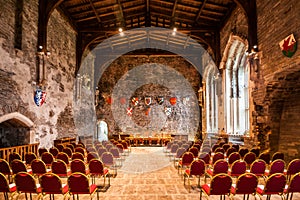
157,96 -> 164,105
34,89 -> 46,106
145,96 -> 152,106
164,106 -> 172,116
279,34 -> 297,58
182,96 -> 190,105
127,107 -> 133,116
131,97 -> 139,106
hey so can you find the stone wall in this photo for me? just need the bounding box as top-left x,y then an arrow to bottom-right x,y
0,0 -> 77,149
255,0 -> 300,157
96,54 -> 201,140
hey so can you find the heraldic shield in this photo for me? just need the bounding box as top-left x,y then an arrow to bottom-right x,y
164,106 -> 172,116
145,96 -> 151,106
34,88 -> 46,106
131,97 -> 139,106
157,96 -> 164,105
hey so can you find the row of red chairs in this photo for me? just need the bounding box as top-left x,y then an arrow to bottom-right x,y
0,171 -> 99,200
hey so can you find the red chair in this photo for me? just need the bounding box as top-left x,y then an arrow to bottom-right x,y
8,152 -> 21,164
31,159 -> 50,178
211,152 -> 225,165
10,159 -> 32,175
200,173 -> 232,200
256,173 -> 286,200
56,152 -> 70,165
222,144 -> 231,152
231,173 -> 258,200
173,147 -> 186,167
250,147 -> 260,157
211,144 -> 220,152
248,159 -> 267,178
243,152 -> 256,167
66,144 -> 75,152
232,144 -> 240,151
75,147 -> 85,156
214,147 -> 225,154
238,148 -> 249,158
271,152 -> 284,162
226,147 -> 237,157
184,159 -> 205,192
25,152 -> 37,166
206,160 -> 229,182
286,159 -> 300,181
41,152 -> 54,167
71,152 -> 85,162
189,146 -> 199,158
87,152 -> 99,163
169,144 -> 179,158
0,172 -> 16,200
227,152 -> 241,165
55,144 -> 64,152
228,160 -> 247,177
258,152 -> 271,165
62,147 -> 73,158
199,153 -> 210,166
40,173 -> 69,200
284,172 -> 300,200
14,172 -> 42,200
38,148 -> 48,157
0,159 -> 13,182
116,143 -> 125,156
49,147 -> 59,158
265,159 -> 285,176
109,147 -> 122,167
68,172 -> 99,200
97,147 -> 108,158
51,160 -> 71,177
121,140 -> 130,154
193,143 -> 201,151
70,159 -> 89,175
177,152 -> 194,174
89,159 -> 110,186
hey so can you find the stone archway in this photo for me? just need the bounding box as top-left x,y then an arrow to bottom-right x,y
0,112 -> 35,147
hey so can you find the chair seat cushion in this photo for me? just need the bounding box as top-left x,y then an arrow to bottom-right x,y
9,183 -> 17,192
206,168 -> 213,176
256,185 -> 264,194
185,169 -> 191,176
202,184 -> 211,195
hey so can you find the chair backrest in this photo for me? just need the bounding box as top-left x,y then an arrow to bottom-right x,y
258,152 -> 271,165
105,144 -> 113,151
70,159 -> 86,174
0,159 -> 11,175
88,159 -> 105,175
209,173 -> 232,195
175,147 -> 186,158
170,144 -> 179,154
228,152 -> 241,165
250,148 -> 260,157
181,152 -> 194,166
243,152 -> 256,166
74,147 -> 85,156
230,160 -> 246,176
116,143 -> 124,152
250,159 -> 266,176
199,153 -> 210,165
71,152 -> 85,161
212,152 -> 225,164
271,152 -> 284,162
287,159 -> 300,176
38,148 -> 48,157
101,152 -> 114,166
189,147 -> 199,157
66,144 -> 75,152
286,172 -> 300,193
234,173 -> 258,194
238,148 -> 249,158
110,147 -> 120,158
213,160 -> 229,174
56,144 -> 64,152
193,144 -> 201,151
87,152 -> 99,163
14,172 -> 38,193
0,172 -> 10,192
97,147 -> 107,158
226,147 -> 237,157
214,147 -> 225,154
31,159 -> 47,175
49,147 -> 59,157
10,159 -> 27,174
25,152 -> 37,166
212,144 -> 220,152
40,173 -> 65,194
222,144 -> 231,152
51,160 -> 68,176
189,160 -> 205,176
9,152 -> 21,164
263,173 -> 286,194
269,159 -> 285,175
41,152 -> 54,165
62,147 -> 73,157
56,152 -> 69,165
68,172 -> 91,194
232,144 -> 240,151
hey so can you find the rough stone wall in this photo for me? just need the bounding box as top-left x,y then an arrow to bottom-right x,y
255,0 -> 300,157
96,55 -> 201,140
0,0 -> 76,149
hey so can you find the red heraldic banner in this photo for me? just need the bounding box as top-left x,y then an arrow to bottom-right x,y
279,34 -> 297,58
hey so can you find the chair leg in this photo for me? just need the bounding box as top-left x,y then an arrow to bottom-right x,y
200,189 -> 202,200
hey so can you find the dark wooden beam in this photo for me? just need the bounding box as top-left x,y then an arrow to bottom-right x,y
234,0 -> 258,51
170,0 -> 178,27
88,0 -> 102,27
145,0 -> 151,27
37,0 -> 64,52
195,0 -> 207,23
116,0 -> 126,27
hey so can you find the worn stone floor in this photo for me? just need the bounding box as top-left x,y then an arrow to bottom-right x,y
13,147 -> 299,200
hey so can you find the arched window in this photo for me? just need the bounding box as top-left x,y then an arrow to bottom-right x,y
224,39 -> 249,135
206,64 -> 218,134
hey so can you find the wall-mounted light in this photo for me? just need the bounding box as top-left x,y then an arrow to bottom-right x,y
172,27 -> 177,36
